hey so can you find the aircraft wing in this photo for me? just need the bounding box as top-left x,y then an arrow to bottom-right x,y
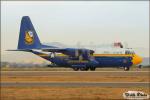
6,48 -> 67,52
41,48 -> 95,55
41,48 -> 67,52
6,49 -> 32,52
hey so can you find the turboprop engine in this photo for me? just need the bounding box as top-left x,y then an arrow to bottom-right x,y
63,48 -> 94,60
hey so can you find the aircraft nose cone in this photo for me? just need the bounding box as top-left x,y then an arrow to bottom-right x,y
132,55 -> 143,65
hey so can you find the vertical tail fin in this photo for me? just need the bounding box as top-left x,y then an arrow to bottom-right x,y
17,16 -> 41,49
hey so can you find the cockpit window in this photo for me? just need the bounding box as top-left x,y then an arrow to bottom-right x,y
125,50 -> 130,54
130,51 -> 135,54
132,51 -> 135,54
125,50 -> 135,54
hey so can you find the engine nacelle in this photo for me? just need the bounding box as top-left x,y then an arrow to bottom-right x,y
63,48 -> 94,60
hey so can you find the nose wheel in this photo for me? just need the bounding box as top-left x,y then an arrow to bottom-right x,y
124,66 -> 130,71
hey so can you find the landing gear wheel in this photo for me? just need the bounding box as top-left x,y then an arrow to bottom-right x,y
80,67 -> 88,71
90,67 -> 96,71
73,67 -> 79,71
85,67 -> 89,71
124,66 -> 130,71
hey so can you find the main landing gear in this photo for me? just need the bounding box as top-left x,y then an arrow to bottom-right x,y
89,67 -> 96,71
72,67 -> 79,71
72,66 -> 96,71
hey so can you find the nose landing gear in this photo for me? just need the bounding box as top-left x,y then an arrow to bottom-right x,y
124,66 -> 130,71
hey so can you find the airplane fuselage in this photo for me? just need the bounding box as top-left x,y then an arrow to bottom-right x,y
32,50 -> 142,71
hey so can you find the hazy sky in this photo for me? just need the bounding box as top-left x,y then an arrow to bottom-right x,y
1,1 -> 149,62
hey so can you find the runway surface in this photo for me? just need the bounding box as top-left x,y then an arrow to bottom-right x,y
2,71 -> 149,87
1,82 -> 149,87
1,71 -> 149,76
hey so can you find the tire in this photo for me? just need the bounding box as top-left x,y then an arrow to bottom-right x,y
80,67 -> 88,71
73,67 -> 79,71
138,65 -> 142,69
124,66 -> 130,71
90,67 -> 96,71
85,67 -> 89,71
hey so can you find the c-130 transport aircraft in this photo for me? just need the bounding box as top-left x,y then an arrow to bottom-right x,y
8,16 -> 142,71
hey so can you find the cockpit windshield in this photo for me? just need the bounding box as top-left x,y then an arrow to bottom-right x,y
125,50 -> 135,54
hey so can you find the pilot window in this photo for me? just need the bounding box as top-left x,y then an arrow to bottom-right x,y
125,50 -> 128,54
125,50 -> 135,55
125,50 -> 130,54
131,51 -> 135,54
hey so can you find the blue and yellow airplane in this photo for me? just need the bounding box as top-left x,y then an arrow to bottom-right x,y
8,16 -> 142,71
